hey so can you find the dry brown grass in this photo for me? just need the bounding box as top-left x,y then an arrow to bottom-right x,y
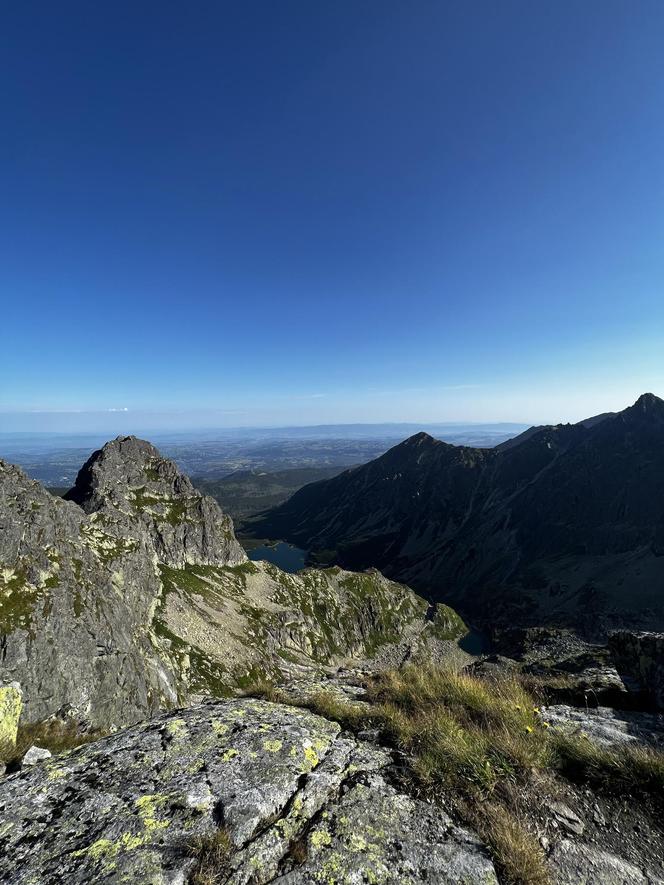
236,677 -> 284,703
0,719 -> 103,768
476,804 -> 550,885
298,664 -> 552,884
552,732 -> 664,795
187,828 -> 233,885
245,662 -> 664,884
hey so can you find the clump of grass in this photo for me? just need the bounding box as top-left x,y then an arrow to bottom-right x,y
236,676 -> 285,703
552,733 -> 664,795
308,665 -> 551,797
476,804 -> 549,885
303,689 -> 369,729
0,719 -> 103,769
300,664 -> 552,884
187,827 -> 233,885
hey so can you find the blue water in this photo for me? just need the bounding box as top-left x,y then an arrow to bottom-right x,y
459,628 -> 491,655
248,541 -> 308,573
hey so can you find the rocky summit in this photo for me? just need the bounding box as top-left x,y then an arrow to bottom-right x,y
64,436 -> 246,569
0,437 -> 455,730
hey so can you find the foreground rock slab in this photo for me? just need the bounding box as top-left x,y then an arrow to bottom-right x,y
0,698 -> 498,885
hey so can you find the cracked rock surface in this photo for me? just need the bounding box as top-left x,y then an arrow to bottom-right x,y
0,698 -> 498,885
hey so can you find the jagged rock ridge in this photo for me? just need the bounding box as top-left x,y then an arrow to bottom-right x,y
0,438 -> 453,729
249,393 -> 664,635
64,435 -> 246,568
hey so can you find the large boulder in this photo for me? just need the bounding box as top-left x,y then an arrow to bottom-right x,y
609,631 -> 664,710
540,704 -> 664,750
0,698 -> 498,885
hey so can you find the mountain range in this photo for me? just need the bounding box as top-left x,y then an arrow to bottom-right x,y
249,393 -> 664,636
2,413 -> 664,885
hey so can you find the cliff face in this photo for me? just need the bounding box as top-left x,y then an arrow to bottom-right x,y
0,438 -> 446,730
0,455 -> 177,727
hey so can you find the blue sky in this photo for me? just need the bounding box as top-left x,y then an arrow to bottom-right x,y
1,0 -> 663,431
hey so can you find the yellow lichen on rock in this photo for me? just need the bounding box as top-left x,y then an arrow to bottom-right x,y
0,682 -> 22,748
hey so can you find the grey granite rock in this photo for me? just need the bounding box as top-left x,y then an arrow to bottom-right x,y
20,745 -> 52,767
551,839 -> 664,884
609,631 -> 664,710
550,800 -> 585,836
272,774 -> 498,884
541,705 -> 664,749
0,457 -> 177,728
0,699 -> 498,885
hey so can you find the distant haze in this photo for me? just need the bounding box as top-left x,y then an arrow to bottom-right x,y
1,386 -> 663,434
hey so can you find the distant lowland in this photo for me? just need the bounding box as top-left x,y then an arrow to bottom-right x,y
0,422 -> 526,504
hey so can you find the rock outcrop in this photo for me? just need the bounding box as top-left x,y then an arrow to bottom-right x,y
541,704 -> 664,750
0,683 -> 22,748
609,631 -> 664,710
0,698 -> 499,884
0,439 -> 449,731
64,435 -> 246,568
0,456 -> 177,727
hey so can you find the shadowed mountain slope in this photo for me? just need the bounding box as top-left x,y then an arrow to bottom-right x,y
250,394 -> 664,635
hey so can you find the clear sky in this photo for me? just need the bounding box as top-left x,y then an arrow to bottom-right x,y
1,0 -> 663,431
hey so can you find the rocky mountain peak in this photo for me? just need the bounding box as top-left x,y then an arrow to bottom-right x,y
619,392 -> 664,427
403,431 -> 437,446
633,391 -> 664,413
65,435 -> 185,510
65,435 -> 246,569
